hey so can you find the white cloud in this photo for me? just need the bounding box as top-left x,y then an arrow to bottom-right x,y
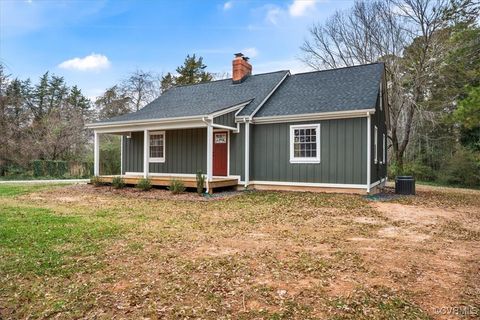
262,0 -> 319,25
223,1 -> 233,10
266,6 -> 282,24
58,53 -> 111,71
289,0 -> 317,17
242,47 -> 259,58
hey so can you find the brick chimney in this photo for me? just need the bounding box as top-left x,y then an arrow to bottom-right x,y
232,53 -> 252,83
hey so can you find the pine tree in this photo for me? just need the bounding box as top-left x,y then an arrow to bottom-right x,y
160,72 -> 175,93
174,54 -> 213,86
159,54 -> 213,93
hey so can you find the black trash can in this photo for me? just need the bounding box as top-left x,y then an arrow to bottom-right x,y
395,176 -> 415,195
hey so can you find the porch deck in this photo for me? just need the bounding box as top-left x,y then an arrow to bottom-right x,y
97,175 -> 239,193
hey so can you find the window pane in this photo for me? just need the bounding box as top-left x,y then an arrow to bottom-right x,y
150,133 -> 164,158
292,126 -> 319,159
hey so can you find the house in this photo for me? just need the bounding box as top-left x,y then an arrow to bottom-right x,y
86,53 -> 388,194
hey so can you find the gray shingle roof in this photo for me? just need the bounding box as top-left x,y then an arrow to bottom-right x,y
97,70 -> 289,123
254,63 -> 383,118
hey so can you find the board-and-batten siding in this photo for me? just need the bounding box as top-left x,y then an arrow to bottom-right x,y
229,123 -> 245,180
213,110 -> 236,128
122,129 -> 207,174
121,118 -> 370,185
122,132 -> 144,174
250,118 -> 368,184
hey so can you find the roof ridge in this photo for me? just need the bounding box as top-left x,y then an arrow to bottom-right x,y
169,70 -> 290,90
291,62 -> 383,76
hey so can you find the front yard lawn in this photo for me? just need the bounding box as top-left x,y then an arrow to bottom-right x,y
0,184 -> 478,319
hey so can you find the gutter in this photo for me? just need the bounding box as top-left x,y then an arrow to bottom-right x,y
86,115 -> 206,129
252,108 -> 376,124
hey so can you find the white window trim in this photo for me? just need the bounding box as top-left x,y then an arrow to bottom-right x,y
383,133 -> 386,164
289,124 -> 321,164
148,130 -> 165,163
374,126 -> 378,164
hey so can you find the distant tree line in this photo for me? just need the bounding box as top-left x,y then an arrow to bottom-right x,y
301,0 -> 479,187
0,54 -> 213,178
0,67 -> 93,176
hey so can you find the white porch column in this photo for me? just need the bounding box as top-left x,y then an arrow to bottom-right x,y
244,120 -> 250,188
94,131 -> 100,176
143,129 -> 149,178
120,135 -> 123,176
366,113 -> 371,193
206,122 -> 213,183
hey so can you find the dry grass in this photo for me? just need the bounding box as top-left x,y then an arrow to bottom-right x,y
0,184 -> 479,319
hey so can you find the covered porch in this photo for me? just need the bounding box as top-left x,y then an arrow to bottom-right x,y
89,112 -> 243,194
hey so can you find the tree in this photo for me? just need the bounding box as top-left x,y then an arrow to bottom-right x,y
160,72 -> 175,93
300,0 -> 477,171
121,69 -> 159,111
455,86 -> 480,130
95,86 -> 131,120
174,54 -> 213,86
158,54 -> 213,93
0,66 -> 93,171
68,85 -> 91,113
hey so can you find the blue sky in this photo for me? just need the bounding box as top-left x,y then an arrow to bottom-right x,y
1,0 -> 353,99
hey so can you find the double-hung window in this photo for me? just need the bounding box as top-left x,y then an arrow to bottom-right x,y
149,131 -> 165,163
374,126 -> 378,164
290,124 -> 320,163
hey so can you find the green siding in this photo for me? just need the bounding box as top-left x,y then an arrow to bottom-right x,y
122,132 -> 144,174
250,118 -> 367,184
122,129 -> 207,174
213,110 -> 236,128
229,123 -> 245,179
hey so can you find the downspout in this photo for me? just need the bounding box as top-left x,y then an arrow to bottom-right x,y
366,112 -> 371,193
244,118 -> 250,188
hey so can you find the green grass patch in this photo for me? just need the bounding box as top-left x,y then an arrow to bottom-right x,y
0,183 -> 71,197
0,205 -> 121,276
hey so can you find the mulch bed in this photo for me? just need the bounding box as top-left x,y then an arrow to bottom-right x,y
75,183 -> 244,201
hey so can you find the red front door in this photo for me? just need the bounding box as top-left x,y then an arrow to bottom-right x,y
213,131 -> 228,176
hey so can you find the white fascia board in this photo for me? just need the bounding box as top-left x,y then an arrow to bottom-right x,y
85,115 -> 206,129
252,109 -> 376,124
211,123 -> 238,131
92,119 -> 207,134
